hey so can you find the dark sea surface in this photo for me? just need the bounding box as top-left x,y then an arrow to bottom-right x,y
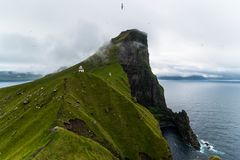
160,80 -> 240,160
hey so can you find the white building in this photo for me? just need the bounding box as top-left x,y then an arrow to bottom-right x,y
79,66 -> 84,72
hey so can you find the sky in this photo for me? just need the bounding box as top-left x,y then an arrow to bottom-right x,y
0,0 -> 240,77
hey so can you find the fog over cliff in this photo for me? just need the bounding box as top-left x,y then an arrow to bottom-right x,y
0,0 -> 240,78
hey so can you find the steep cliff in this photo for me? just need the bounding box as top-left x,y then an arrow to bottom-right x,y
112,29 -> 200,150
0,30 -> 172,160
0,29 -> 199,160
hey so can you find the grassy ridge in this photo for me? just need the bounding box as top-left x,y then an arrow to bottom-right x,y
34,127 -> 117,160
0,44 -> 171,159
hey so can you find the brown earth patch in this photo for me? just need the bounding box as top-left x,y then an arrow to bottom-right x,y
64,118 -> 96,138
139,152 -> 154,160
64,118 -> 120,159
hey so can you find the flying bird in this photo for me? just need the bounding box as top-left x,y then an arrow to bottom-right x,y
121,3 -> 124,10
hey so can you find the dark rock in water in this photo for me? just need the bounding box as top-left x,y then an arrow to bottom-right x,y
205,142 -> 210,146
112,29 -> 200,150
173,110 -> 200,150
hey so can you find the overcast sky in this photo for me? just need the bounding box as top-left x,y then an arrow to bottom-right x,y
0,0 -> 240,77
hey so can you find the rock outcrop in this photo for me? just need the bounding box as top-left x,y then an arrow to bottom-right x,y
112,29 -> 200,150
209,155 -> 222,160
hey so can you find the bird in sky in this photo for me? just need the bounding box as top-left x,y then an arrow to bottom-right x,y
121,3 -> 124,10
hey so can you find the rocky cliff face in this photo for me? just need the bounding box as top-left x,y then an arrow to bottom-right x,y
112,29 -> 200,150
112,30 -> 167,109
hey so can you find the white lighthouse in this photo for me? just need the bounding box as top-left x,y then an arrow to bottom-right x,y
79,65 -> 84,73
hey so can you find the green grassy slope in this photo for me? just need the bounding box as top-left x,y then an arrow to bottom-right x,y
0,44 -> 171,160
34,127 -> 117,160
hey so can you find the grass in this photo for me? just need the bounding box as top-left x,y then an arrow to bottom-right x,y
34,127 -> 117,160
0,44 -> 171,160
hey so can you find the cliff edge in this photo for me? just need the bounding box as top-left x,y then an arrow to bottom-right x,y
112,29 -> 200,150
0,29 -> 173,160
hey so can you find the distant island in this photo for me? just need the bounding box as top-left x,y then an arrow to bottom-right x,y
0,71 -> 42,82
158,75 -> 240,82
158,75 -> 207,80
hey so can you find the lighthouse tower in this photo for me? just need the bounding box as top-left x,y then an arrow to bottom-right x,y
79,65 -> 84,73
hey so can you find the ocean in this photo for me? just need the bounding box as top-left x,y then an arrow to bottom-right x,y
0,81 -> 28,88
160,80 -> 240,160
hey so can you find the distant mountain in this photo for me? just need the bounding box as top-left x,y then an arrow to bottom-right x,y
158,75 -> 240,82
158,75 -> 207,80
0,71 -> 42,82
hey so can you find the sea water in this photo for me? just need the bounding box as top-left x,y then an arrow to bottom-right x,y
0,81 -> 28,88
160,80 -> 240,160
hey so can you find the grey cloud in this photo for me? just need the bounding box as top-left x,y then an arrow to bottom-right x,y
0,33 -> 44,63
0,22 -> 106,73
0,0 -> 240,77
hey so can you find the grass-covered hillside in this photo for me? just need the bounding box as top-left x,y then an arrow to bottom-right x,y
0,40 -> 171,159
